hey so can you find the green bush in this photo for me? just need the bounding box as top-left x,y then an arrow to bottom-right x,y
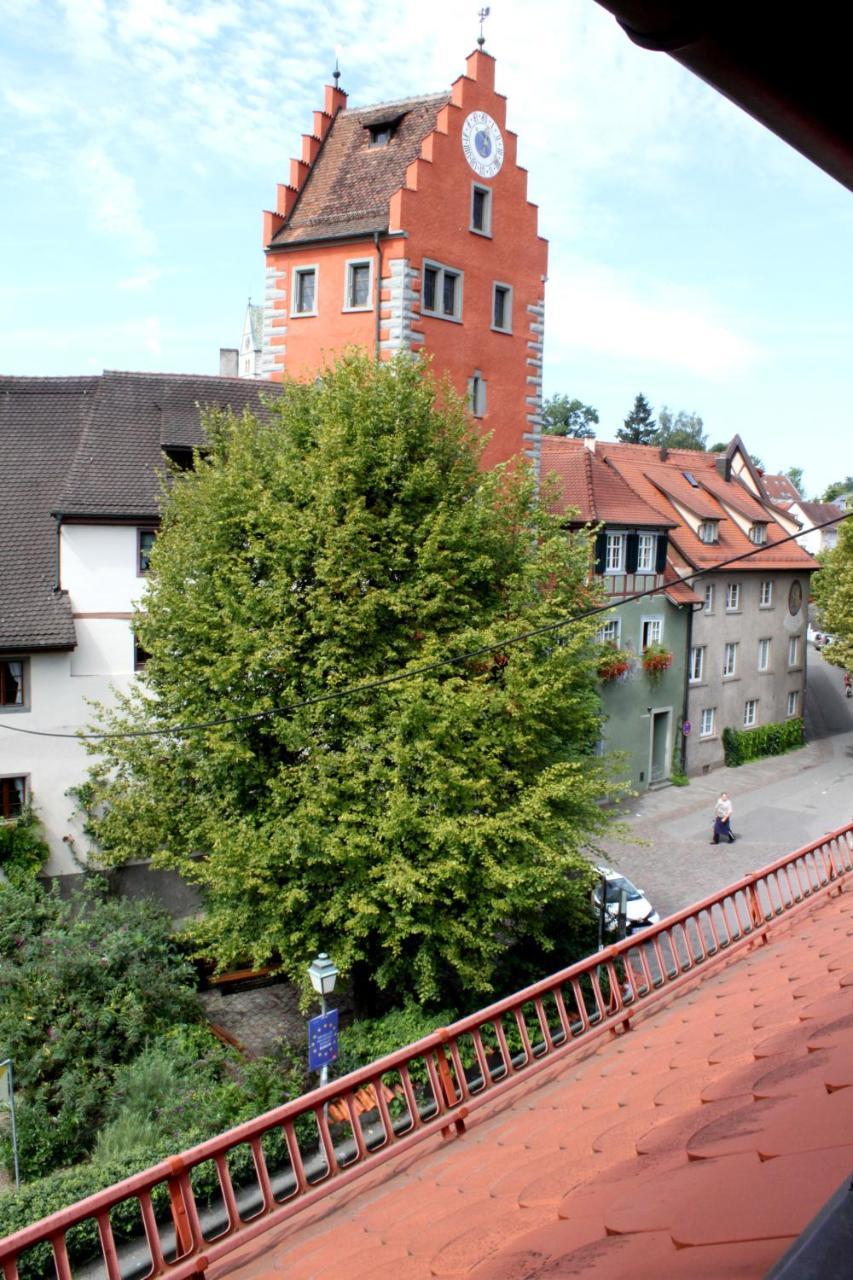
0,805 -> 49,884
0,878 -> 201,1178
722,717 -> 805,767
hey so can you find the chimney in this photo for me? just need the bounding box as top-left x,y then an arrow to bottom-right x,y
584,438 -> 596,452
219,348 -> 239,377
659,445 -> 669,461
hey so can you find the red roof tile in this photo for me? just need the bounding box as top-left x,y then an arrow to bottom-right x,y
210,882 -> 853,1280
541,437 -> 676,528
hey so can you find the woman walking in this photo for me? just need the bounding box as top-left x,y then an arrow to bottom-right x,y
711,792 -> 735,844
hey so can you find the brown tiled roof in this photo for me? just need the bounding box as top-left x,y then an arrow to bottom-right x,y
1,372 -> 282,650
541,437 -> 676,528
0,377 -> 95,650
797,500 -> 844,531
763,473 -> 801,502
269,93 -> 450,246
213,882 -> 853,1280
597,441 -> 818,574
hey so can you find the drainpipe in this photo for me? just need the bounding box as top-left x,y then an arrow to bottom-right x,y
53,514 -> 63,591
373,231 -> 381,361
682,603 -> 701,772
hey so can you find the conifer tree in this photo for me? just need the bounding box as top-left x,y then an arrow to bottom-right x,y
617,393 -> 657,445
82,354 -> 616,1007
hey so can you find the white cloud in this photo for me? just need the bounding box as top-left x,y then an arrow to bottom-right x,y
547,260 -> 762,379
75,143 -> 156,255
118,268 -> 162,291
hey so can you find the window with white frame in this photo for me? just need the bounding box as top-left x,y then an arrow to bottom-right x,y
757,638 -> 771,672
637,533 -> 656,572
605,534 -> 625,572
0,659 -> 27,709
698,521 -> 719,543
471,184 -> 492,235
596,618 -> 621,645
689,646 -> 705,683
292,266 -> 318,315
344,260 -> 372,310
422,260 -> 463,320
0,775 -> 26,820
700,707 -> 716,737
749,522 -> 768,545
726,582 -> 740,611
491,283 -> 512,332
743,698 -> 758,727
787,690 -> 799,717
467,372 -> 487,419
788,635 -> 801,667
703,583 -> 715,614
641,617 -> 663,648
723,642 -> 738,677
759,579 -> 773,607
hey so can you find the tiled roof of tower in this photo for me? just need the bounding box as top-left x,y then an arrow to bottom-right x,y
210,880 -> 853,1280
541,437 -> 676,528
597,441 -> 819,574
1,372 -> 282,650
0,376 -> 96,649
269,93 -> 451,246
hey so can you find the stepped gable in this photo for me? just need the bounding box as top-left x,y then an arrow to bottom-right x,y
268,92 -> 451,247
598,440 -> 819,574
57,371 -> 283,518
0,376 -> 97,650
213,881 -> 853,1279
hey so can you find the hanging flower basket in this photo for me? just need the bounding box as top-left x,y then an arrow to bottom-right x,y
598,645 -> 633,682
642,642 -> 673,681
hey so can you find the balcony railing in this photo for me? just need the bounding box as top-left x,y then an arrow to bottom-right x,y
2,822 -> 852,1280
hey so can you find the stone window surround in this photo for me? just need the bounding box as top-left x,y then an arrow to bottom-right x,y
491,281 -> 513,333
291,264 -> 319,317
421,258 -> 464,323
700,707 -> 716,737
342,258 -> 373,313
470,182 -> 493,237
757,637 -> 772,672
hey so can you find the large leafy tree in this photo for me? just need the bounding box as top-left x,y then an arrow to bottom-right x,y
617,393 -> 656,444
822,476 -> 853,503
541,395 -> 598,438
811,513 -> 853,671
656,406 -> 707,451
83,354 -> 615,1007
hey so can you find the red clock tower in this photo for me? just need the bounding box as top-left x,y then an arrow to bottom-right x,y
261,47 -> 548,470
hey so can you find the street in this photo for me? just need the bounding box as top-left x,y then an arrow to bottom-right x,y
597,645 -> 853,921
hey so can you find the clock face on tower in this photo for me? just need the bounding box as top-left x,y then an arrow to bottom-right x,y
461,111 -> 504,179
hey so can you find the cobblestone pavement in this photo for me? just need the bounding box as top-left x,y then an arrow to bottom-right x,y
596,727 -> 853,921
200,982 -> 356,1060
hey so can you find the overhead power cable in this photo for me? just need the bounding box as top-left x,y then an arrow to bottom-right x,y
0,512 -> 847,743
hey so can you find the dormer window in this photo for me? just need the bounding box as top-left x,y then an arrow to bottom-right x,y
749,522 -> 768,545
698,520 -> 719,544
369,124 -> 392,147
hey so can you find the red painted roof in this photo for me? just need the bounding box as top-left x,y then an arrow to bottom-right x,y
596,441 -> 818,574
763,473 -> 802,502
541,437 -> 676,528
212,883 -> 853,1280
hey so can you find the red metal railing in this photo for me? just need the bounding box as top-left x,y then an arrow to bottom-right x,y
2,822 -> 852,1280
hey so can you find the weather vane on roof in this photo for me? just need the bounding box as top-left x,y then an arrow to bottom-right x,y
477,7 -> 490,49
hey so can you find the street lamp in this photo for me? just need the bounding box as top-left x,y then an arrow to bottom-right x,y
307,952 -> 339,1090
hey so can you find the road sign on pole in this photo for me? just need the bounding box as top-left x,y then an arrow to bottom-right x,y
308,1009 -> 339,1074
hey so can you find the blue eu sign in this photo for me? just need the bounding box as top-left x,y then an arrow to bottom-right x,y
308,1009 -> 339,1072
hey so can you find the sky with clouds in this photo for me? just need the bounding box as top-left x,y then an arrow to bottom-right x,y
2,0 -> 851,496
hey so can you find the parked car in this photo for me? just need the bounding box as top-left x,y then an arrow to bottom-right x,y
808,627 -> 835,650
592,866 -> 660,936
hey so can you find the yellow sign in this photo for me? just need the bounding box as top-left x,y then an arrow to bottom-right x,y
0,1060 -> 11,1107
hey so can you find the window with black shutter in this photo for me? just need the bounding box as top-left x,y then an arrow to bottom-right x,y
594,531 -> 607,575
625,533 -> 639,573
655,534 -> 669,574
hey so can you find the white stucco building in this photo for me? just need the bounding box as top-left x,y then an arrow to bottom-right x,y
0,372 -> 281,879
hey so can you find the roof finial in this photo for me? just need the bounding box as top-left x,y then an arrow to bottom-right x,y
332,52 -> 341,88
477,6 -> 490,49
